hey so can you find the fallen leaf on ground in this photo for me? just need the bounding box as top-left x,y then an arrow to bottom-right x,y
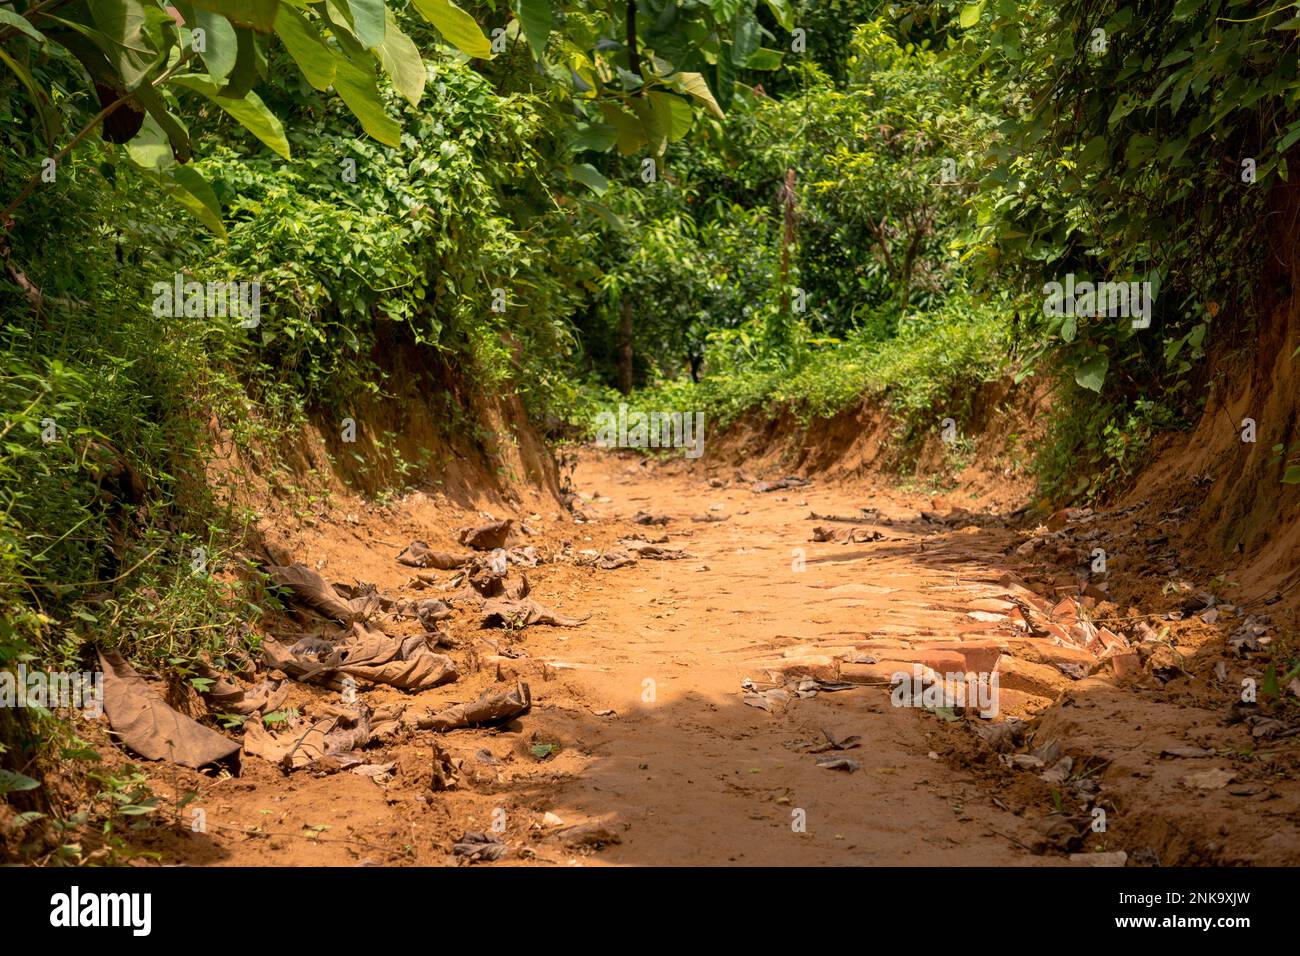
815,755 -> 861,773
417,680 -> 532,732
267,563 -> 360,623
453,831 -> 508,862
479,598 -> 588,629
263,624 -> 458,691
99,650 -> 240,769
457,519 -> 515,551
396,541 -> 473,569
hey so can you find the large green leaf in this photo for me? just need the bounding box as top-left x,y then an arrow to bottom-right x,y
763,0 -> 794,31
0,8 -> 46,43
730,11 -> 759,66
959,1 -> 985,28
571,122 -> 618,153
1075,354 -> 1108,392
273,4 -> 336,90
88,0 -> 160,90
569,163 -> 608,195
125,111 -> 174,172
0,46 -> 59,145
631,99 -> 666,155
338,0 -> 382,48
374,8 -> 424,105
746,47 -> 782,70
193,0 -> 279,33
217,26 -> 262,97
191,6 -> 238,86
598,102 -> 647,155
170,74 -> 290,158
516,0 -> 551,61
411,0 -> 491,59
332,53 -> 401,145
320,0 -> 366,56
346,0 -> 385,47
649,91 -> 692,142
715,42 -> 735,111
130,80 -> 193,162
126,131 -> 225,236
670,71 -> 724,119
167,165 -> 228,238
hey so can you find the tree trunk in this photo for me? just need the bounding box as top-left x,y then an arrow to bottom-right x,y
898,228 -> 923,314
779,167 -> 796,314
626,1 -> 640,80
617,297 -> 634,394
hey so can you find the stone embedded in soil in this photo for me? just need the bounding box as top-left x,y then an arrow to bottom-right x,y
840,660 -> 907,684
917,643 -> 1002,673
755,655 -> 840,682
550,821 -> 622,848
994,656 -> 1068,698
1182,767 -> 1236,790
1110,652 -> 1142,679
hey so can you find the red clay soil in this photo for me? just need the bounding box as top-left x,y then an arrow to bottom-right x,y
55,446 -> 1300,867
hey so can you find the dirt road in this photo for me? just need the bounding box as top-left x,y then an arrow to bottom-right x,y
140,451 -> 1300,866
512,455 -> 1051,865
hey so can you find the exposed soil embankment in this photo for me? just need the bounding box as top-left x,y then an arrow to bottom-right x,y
705,378 -> 1046,513
0,333 -> 575,865
1128,304 -> 1300,610
203,333 -> 568,562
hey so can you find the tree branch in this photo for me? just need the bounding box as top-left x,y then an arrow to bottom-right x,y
866,216 -> 899,280
625,1 -> 641,82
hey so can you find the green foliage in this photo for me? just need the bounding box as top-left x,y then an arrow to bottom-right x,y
1035,390 -> 1179,502
581,14 -> 1004,469
949,0 -> 1291,488
1,0 -> 774,241
0,142 -> 258,672
5,0 -> 1298,852
204,58 -> 587,415
622,292 -> 1011,457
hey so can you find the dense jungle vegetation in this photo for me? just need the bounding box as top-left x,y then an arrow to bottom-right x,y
2,0 -> 1297,852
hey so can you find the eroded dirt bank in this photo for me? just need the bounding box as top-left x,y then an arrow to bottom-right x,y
97,448 -> 1299,867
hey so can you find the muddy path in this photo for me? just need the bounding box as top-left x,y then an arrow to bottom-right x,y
137,451 -> 1300,867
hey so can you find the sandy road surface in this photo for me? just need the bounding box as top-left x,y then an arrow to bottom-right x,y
146,449 -> 1300,867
